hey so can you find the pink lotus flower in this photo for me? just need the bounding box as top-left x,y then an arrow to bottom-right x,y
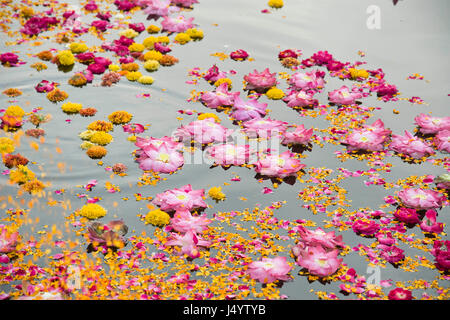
88,220 -> 128,249
434,174 -> 450,190
174,118 -> 233,145
344,119 -> 391,152
136,142 -> 184,173
200,83 -> 240,109
289,70 -> 325,91
393,207 -> 420,225
431,240 -> 450,272
230,49 -> 249,61
414,113 -> 450,135
0,225 -> 18,253
135,136 -> 182,154
376,232 -> 396,246
378,244 -> 405,264
388,288 -> 413,300
397,188 -> 445,210
295,245 -> 342,277
254,150 -> 306,178
35,80 -> 57,93
419,210 -> 444,233
283,90 -> 318,108
203,65 -> 227,83
281,125 -> 313,146
297,226 -> 344,250
143,0 -> 179,19
244,68 -> 278,91
328,85 -> 362,105
352,219 -> 380,236
434,130 -> 450,153
161,15 -> 194,33
170,209 -> 211,233
247,256 -> 292,283
123,123 -> 145,134
389,130 -> 435,158
165,230 -> 210,259
206,144 -> 252,166
152,184 -> 207,212
230,96 -> 267,121
242,118 -> 288,139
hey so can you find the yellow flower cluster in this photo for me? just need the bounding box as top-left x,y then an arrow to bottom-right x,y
80,141 -> 94,150
143,36 -> 157,49
108,111 -> 133,125
89,131 -> 113,146
78,203 -> 107,220
349,68 -> 369,79
61,102 -> 83,114
121,62 -> 139,72
266,87 -> 285,100
138,76 -> 154,85
186,28 -> 204,40
9,165 -> 35,184
0,137 -> 15,154
109,64 -> 120,72
128,43 -> 145,52
126,71 -> 142,81
144,59 -> 160,72
214,78 -> 232,89
69,42 -> 88,53
174,33 -> 191,45
156,36 -> 170,44
87,120 -> 113,132
143,50 -> 163,62
208,186 -> 226,202
119,28 -> 139,38
145,209 -> 170,227
268,0 -> 284,8
5,105 -> 25,118
56,50 -> 75,66
198,113 -> 221,123
147,25 -> 160,34
22,179 -> 45,194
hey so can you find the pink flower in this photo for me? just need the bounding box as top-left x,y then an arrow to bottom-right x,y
244,68 -> 278,91
136,142 -> 184,174
242,118 -> 288,139
114,0 -> 137,11
434,174 -> 450,190
376,232 -> 396,246
174,118 -> 233,144
152,184 -> 207,212
170,209 -> 211,233
230,96 -> 267,121
84,1 -> 98,11
91,20 -> 109,32
297,226 -> 344,250
389,130 -> 435,159
161,15 -> 194,33
393,207 -> 420,225
388,288 -> 413,300
311,50 -> 333,66
295,245 -> 342,277
87,63 -> 106,74
0,225 -> 18,253
20,16 -> 59,36
94,56 -> 111,67
165,231 -> 210,259
171,0 -> 199,7
289,70 -> 325,91
129,22 -> 145,33
247,256 -> 292,283
278,49 -> 299,60
419,210 -> 444,233
143,0 -> 179,20
200,83 -> 240,109
76,52 -> 95,64
344,119 -> 391,152
352,219 -> 380,236
123,123 -> 145,134
328,85 -> 362,105
283,90 -> 318,108
230,49 -> 249,61
397,188 -> 445,210
154,42 -> 171,54
414,113 -> 450,135
281,125 -> 314,146
434,130 -> 450,153
203,64 -> 227,83
135,136 -> 182,153
35,80 -> 57,93
0,52 -> 19,65
206,144 -> 252,166
254,150 -> 306,178
378,244 -> 405,264
431,240 -> 450,272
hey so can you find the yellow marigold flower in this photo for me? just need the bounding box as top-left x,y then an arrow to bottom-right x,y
143,36 -> 157,49
108,111 -> 133,125
208,186 -> 226,202
30,62 -> 47,71
87,120 -> 113,132
20,6 -> 34,18
22,179 -> 45,194
0,137 -> 15,154
47,88 -> 68,103
78,203 -> 107,220
56,50 -> 75,66
2,88 -> 22,98
214,78 -> 232,89
79,130 -> 95,140
5,105 -> 25,118
145,209 -> 170,227
186,28 -> 204,40
128,43 -> 145,52
9,165 -> 35,184
119,28 -> 139,39
126,71 -> 142,81
147,25 -> 160,34
143,50 -> 163,62
121,62 -> 139,72
137,75 -> 154,85
109,64 -> 120,72
68,73 -> 87,87
349,68 -> 369,80
174,33 -> 191,45
144,59 -> 160,72
266,87 -> 285,100
268,0 -> 284,8
86,145 -> 107,159
80,141 -> 94,150
127,135 -> 137,142
198,113 -> 221,123
69,42 -> 88,54
89,131 -> 113,146
61,102 -> 83,114
156,36 -> 170,44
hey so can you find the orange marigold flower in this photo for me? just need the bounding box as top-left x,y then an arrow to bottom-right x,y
159,55 -> 179,66
79,108 -> 98,117
47,88 -> 68,103
86,146 -> 108,159
36,50 -> 53,61
2,88 -> 22,97
108,111 -> 133,125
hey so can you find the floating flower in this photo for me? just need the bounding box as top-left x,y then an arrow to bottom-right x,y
144,60 -> 160,72
101,72 -> 121,87
393,207 -> 421,225
89,131 -> 113,146
138,75 -> 154,85
88,220 -> 128,249
230,49 -> 249,61
61,102 -> 83,114
174,33 -> 191,45
434,130 -> 450,153
283,90 -> 318,108
378,244 -> 405,264
0,225 -> 19,253
255,150 -> 305,178
0,52 -> 19,65
3,153 -> 29,168
22,179 -> 46,194
201,83 -> 240,109
165,230 -> 211,259
143,0 -> 179,20
208,186 -> 226,202
388,288 -> 413,300
389,130 -> 434,159
79,108 -> 98,117
86,146 -> 108,159
434,173 -> 450,190
170,209 -> 211,234
108,111 -> 133,125
9,165 -> 35,184
348,68 -> 369,80
112,163 -> 128,174
161,15 -> 194,33
344,120 -> 391,152
414,113 -> 450,134
265,87 -> 285,100
35,80 -> 57,93
231,96 -> 267,122
247,256 -> 291,283
56,50 -> 75,66
289,70 -> 325,91
430,240 -> 450,272
295,245 -> 342,278
174,118 -> 232,145
397,188 -> 445,210
47,88 -> 68,103
68,73 -> 88,87
206,144 -> 252,166
69,42 -> 88,54
145,209 -> 171,227
78,203 -> 107,220
244,68 -> 278,91
352,219 -> 380,236
123,123 -> 145,134
419,210 -> 444,233
242,118 -> 288,139
0,137 -> 14,154
2,88 -> 22,98
278,49 -> 299,60
136,141 -> 184,173
152,184 -> 207,212
281,125 -> 314,146
297,226 -> 344,250
36,50 -> 53,61
328,85 -> 362,105
185,28 -> 204,40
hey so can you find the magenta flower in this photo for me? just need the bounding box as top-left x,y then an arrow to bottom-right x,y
230,96 -> 267,122
154,42 -> 171,54
244,68 -> 278,91
419,210 -> 444,233
295,245 -> 342,277
161,15 -> 194,33
87,63 -> 106,74
388,288 -> 413,300
434,129 -> 450,153
378,244 -> 405,264
91,20 -> 109,32
84,1 -> 99,11
278,49 -> 299,60
352,219 -> 380,236
96,11 -> 112,21
281,124 -> 313,146
431,240 -> 450,272
143,0 -> 179,20
397,188 -> 445,210
283,90 -> 318,108
289,70 -> 325,91
242,118 -> 288,139
414,113 -> 450,135
129,22 -> 145,33
389,130 -> 435,159
393,207 -> 420,225
376,232 -> 396,246
328,85 -> 362,105
200,83 -> 240,109
297,226 -> 344,250
0,52 -> 19,65
0,225 -> 18,253
174,118 -> 233,144
81,69 -> 94,83
247,256 -> 292,284
311,50 -> 333,66
76,52 -> 95,64
230,49 -> 249,61
254,150 -> 306,178
203,65 -> 227,83
170,209 -> 211,233
166,231 -> 210,259
206,144 -> 252,166
94,56 -> 112,67
114,0 -> 137,11
35,80 -> 57,93
152,184 -> 207,212
372,82 -> 398,98
123,123 -> 145,134
20,16 -> 59,36
136,142 -> 184,174
171,0 -> 199,7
